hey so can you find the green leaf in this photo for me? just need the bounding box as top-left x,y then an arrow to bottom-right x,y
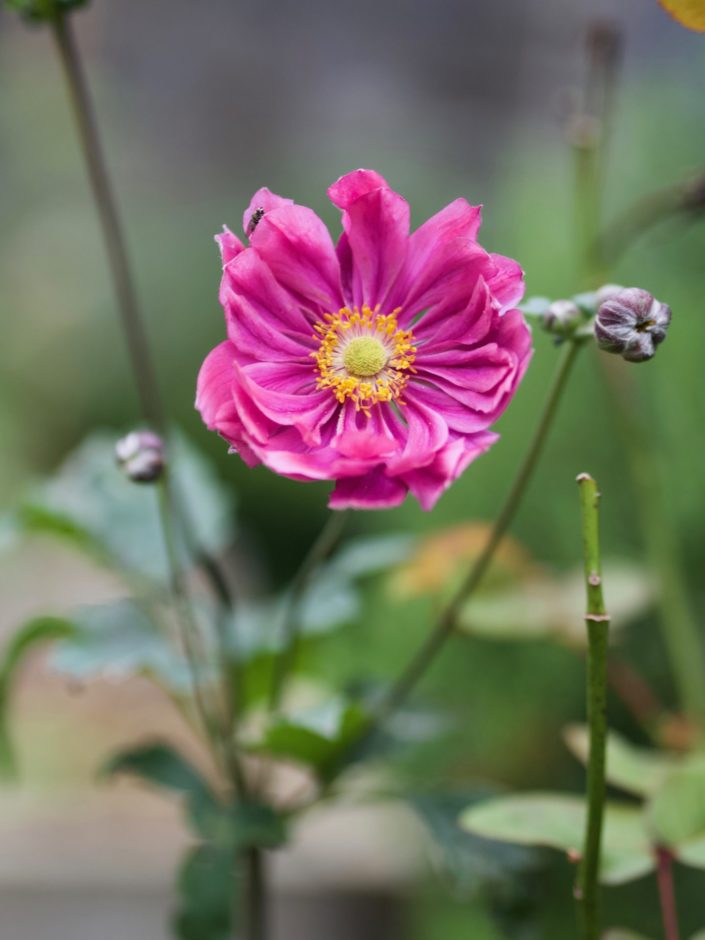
457,559 -> 653,646
647,765 -> 705,849
5,0 -> 89,22
409,790 -> 536,896
0,616 -> 76,776
12,431 -> 235,584
460,793 -> 654,885
564,725 -> 680,797
173,844 -> 236,940
603,932 -> 656,940
325,534 -> 416,580
103,742 -> 221,836
50,600 -> 196,692
519,296 -> 552,318
255,698 -> 368,779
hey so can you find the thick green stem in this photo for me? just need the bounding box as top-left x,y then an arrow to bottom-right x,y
575,474 -> 610,940
267,511 -> 348,714
368,339 -> 582,729
243,848 -> 268,940
50,12 -> 164,431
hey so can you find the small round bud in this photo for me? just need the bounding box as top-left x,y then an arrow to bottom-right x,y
115,431 -> 165,484
594,287 -> 672,363
543,299 -> 583,337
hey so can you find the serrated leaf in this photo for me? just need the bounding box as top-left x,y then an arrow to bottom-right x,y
565,725 -> 680,797
0,616 -> 76,776
658,0 -> 705,32
173,844 -> 236,940
460,793 -> 654,885
50,600 -> 195,691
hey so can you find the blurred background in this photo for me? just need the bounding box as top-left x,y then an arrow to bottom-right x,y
1,0 -> 705,937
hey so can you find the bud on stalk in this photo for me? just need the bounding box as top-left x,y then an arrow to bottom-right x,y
594,287 -> 671,363
115,431 -> 165,484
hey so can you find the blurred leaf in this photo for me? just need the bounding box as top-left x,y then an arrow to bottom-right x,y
10,431 -> 235,584
564,725 -> 681,797
255,698 -> 367,779
173,844 -> 236,940
0,615 -> 76,776
5,0 -> 90,22
458,559 -> 653,646
519,296 -> 552,318
103,742 -> 222,836
325,534 -> 415,580
647,764 -> 705,848
409,790 -> 536,898
658,0 -> 705,33
50,600 -> 195,692
460,793 -> 654,885
604,932 -> 655,940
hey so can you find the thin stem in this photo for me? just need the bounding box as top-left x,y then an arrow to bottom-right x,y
50,12 -> 164,431
575,473 -> 610,940
656,847 -> 681,940
571,21 -> 705,728
243,848 -> 267,940
267,511 -> 348,714
370,339 -> 582,728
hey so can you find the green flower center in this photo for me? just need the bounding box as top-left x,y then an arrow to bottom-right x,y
342,336 -> 388,377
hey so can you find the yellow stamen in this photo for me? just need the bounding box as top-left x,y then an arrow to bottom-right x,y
311,304 -> 416,414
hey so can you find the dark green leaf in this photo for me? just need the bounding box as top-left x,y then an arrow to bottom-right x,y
603,932 -> 655,940
255,698 -> 368,779
460,792 -> 654,885
564,724 -> 680,797
173,844 -> 236,940
0,616 -> 76,776
103,742 -> 221,836
5,0 -> 89,22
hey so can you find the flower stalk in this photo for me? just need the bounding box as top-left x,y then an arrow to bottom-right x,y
370,337 -> 582,729
50,11 -> 165,431
575,473 -> 610,940
656,847 -> 681,940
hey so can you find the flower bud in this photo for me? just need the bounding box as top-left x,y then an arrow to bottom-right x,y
5,0 -> 89,22
594,287 -> 671,363
115,431 -> 165,484
543,299 -> 583,335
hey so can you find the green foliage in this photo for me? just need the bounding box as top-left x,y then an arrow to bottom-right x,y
456,559 -> 653,646
564,725 -> 681,797
646,764 -> 705,849
254,697 -> 368,781
173,843 -> 237,940
0,615 -> 76,776
50,599 -> 196,692
460,793 -> 654,885
5,0 -> 89,23
409,790 -> 537,899
6,431 -> 235,585
603,932 -> 655,940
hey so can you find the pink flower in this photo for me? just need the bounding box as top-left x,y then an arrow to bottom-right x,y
196,170 -> 532,511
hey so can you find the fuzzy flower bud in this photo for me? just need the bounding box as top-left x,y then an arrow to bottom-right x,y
115,431 -> 165,484
543,299 -> 583,336
594,287 -> 671,363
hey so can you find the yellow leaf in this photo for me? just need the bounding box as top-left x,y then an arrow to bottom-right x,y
659,0 -> 705,32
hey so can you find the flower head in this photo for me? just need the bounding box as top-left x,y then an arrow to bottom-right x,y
196,170 -> 532,510
594,287 -> 672,363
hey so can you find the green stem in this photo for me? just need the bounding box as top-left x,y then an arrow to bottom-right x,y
575,473 -> 610,940
267,511 -> 348,714
243,848 -> 267,940
370,339 -> 582,728
50,11 -> 164,431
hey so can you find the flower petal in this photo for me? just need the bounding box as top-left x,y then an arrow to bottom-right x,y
401,432 -> 498,511
328,169 -> 409,309
215,226 -> 246,266
242,187 -> 294,235
329,467 -> 408,510
195,341 -> 236,429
